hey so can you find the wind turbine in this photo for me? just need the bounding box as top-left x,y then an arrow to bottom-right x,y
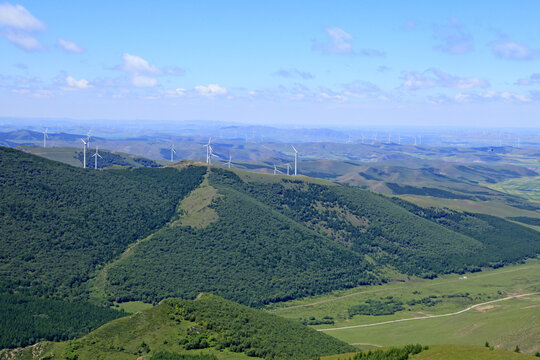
92,145 -> 103,169
286,163 -> 291,176
226,154 -> 232,168
273,163 -> 278,175
291,145 -> 298,176
170,143 -> 176,162
80,138 -> 87,168
203,137 -> 213,164
86,130 -> 92,148
43,128 -> 48,148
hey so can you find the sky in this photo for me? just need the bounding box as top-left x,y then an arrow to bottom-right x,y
0,0 -> 539,128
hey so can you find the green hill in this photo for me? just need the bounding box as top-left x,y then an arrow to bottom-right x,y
0,294 -> 355,360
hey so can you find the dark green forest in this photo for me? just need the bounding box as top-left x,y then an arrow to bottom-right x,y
105,181 -> 375,306
0,293 -> 125,348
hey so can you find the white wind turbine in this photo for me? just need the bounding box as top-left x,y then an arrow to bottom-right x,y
291,145 -> 298,176
170,143 -> 176,162
286,163 -> 291,176
43,128 -> 48,148
203,137 -> 213,164
92,145 -> 103,169
225,154 -> 232,168
80,138 -> 87,168
86,130 -> 92,148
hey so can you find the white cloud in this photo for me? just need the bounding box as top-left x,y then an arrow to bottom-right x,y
164,88 -> 186,97
132,75 -> 158,87
401,68 -> 489,90
0,3 -> 45,51
119,53 -> 162,75
322,27 -> 353,54
195,84 -> 227,97
312,27 -> 384,56
57,39 -> 84,53
491,39 -> 535,60
5,31 -> 41,50
454,91 -> 531,103
0,3 -> 44,31
66,76 -> 89,89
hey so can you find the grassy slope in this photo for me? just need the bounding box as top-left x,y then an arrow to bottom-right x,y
270,261 -> 540,353
0,295 -> 354,360
321,345 -> 536,360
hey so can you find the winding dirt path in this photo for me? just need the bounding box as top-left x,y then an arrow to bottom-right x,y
317,292 -> 540,332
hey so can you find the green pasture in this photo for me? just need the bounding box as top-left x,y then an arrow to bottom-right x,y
270,261 -> 540,353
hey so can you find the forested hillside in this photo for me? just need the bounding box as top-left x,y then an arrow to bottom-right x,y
100,167 -> 539,307
0,147 -> 206,347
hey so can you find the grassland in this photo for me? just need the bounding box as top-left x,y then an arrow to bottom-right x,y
269,261 -> 540,353
485,176 -> 540,202
175,173 -> 220,228
321,345 -> 537,360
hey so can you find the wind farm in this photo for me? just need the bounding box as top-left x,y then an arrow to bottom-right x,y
1,1 -> 540,359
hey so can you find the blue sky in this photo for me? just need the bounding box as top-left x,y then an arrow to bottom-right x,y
0,0 -> 539,127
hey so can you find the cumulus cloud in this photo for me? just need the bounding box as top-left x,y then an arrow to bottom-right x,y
433,17 -> 473,54
455,91 -> 531,103
195,84 -> 227,97
490,38 -> 535,60
515,73 -> 540,86
0,3 -> 45,51
57,39 -> 84,53
0,3 -> 44,30
118,53 -> 162,75
115,53 -> 185,87
5,31 -> 41,50
313,27 -> 384,56
274,68 -> 314,79
401,68 -> 489,90
163,88 -> 186,98
66,76 -> 89,89
132,75 -> 158,88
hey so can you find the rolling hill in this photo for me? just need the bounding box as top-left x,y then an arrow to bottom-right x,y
1,146 -> 539,350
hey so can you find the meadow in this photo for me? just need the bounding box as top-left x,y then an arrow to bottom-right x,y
270,261 -> 540,353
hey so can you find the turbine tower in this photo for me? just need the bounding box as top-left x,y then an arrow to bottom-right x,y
203,137 -> 213,164
286,163 -> 291,176
86,130 -> 92,148
43,128 -> 48,148
80,138 -> 87,169
292,145 -> 298,176
92,145 -> 103,169
226,154 -> 232,168
170,143 -> 176,162
273,164 -> 278,175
